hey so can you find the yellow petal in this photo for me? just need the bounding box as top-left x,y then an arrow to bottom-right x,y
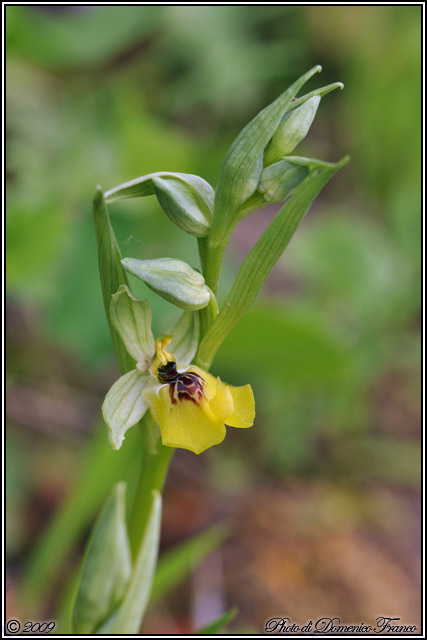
185,365 -> 217,400
145,384 -> 226,454
208,378 -> 234,421
224,384 -> 255,428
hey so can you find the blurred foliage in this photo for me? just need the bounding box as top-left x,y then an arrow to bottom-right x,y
6,5 -> 421,633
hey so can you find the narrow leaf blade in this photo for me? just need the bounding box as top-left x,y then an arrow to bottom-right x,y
93,187 -> 134,374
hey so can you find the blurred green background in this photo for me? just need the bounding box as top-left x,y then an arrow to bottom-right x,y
6,5 -> 421,634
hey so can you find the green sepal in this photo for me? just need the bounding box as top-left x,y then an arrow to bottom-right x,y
110,285 -> 155,370
71,482 -> 132,634
102,370 -> 151,450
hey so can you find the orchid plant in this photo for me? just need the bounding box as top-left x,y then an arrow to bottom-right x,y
71,66 -> 348,634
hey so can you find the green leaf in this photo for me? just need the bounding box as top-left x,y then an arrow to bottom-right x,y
110,285 -> 155,369
104,172 -> 214,238
122,257 -> 211,311
196,607 -> 238,634
210,65 -> 322,244
102,370 -> 151,450
150,523 -> 227,603
20,424 -> 139,614
72,482 -> 132,635
197,157 -> 349,369
93,187 -> 134,375
169,311 -> 200,365
98,491 -> 162,634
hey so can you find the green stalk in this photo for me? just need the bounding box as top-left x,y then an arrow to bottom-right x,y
202,232 -> 231,295
93,187 -> 173,557
127,415 -> 173,559
197,236 -> 209,276
197,236 -> 211,338
198,237 -> 220,337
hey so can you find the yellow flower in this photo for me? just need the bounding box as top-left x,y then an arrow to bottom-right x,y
144,337 -> 255,454
102,287 -> 255,453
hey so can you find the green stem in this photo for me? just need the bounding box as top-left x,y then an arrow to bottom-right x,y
198,236 -> 221,339
128,415 -> 173,559
202,237 -> 227,294
197,236 -> 209,276
198,237 -> 211,339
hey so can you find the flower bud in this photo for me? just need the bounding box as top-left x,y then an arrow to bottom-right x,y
104,172 -> 213,238
153,175 -> 212,238
264,96 -> 320,166
258,160 -> 309,203
72,483 -> 132,634
122,257 -> 211,311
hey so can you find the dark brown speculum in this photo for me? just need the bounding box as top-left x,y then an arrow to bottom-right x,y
158,361 -> 204,406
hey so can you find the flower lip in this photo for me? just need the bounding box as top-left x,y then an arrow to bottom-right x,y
169,371 -> 204,406
144,364 -> 255,454
157,361 -> 204,407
